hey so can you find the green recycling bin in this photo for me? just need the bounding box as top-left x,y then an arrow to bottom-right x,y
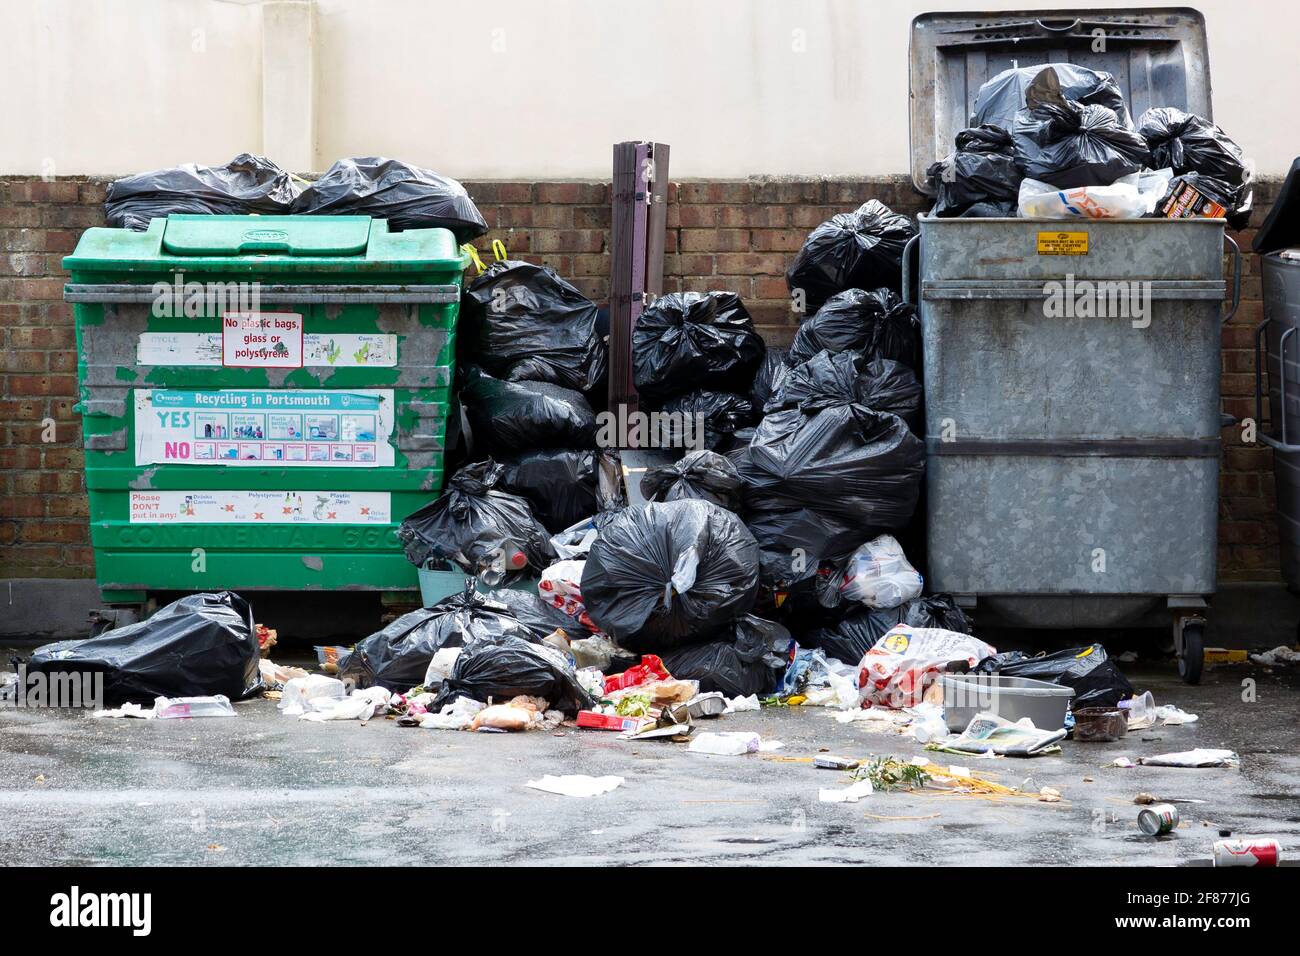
63,215 -> 467,607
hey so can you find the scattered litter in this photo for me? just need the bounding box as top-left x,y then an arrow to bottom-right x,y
932,712 -> 1066,757
154,695 -> 236,719
1213,838 -> 1281,867
1249,645 -> 1300,666
688,732 -> 763,756
525,774 -> 624,798
418,696 -> 484,730
1138,749 -> 1240,769
1134,792 -> 1157,804
470,696 -> 547,732
859,625 -> 996,709
724,694 -> 760,714
92,702 -> 155,720
819,778 -> 876,803
299,687 -> 391,722
258,658 -> 308,690
279,675 -> 347,716
1113,757 -> 1136,768
1038,787 -> 1062,803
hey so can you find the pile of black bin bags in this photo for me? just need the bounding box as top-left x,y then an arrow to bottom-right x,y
925,63 -> 1252,226
385,194 -> 980,704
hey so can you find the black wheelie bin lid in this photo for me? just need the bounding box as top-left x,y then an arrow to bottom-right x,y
909,7 -> 1212,194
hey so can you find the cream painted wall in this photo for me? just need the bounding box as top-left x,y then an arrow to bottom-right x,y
4,0 -> 1296,178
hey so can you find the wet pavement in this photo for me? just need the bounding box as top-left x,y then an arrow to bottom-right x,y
2,646 -> 1297,866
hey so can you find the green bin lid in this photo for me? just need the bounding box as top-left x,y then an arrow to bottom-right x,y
162,215 -> 371,256
62,215 -> 468,275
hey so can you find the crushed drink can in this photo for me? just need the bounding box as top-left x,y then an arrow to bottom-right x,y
1213,838 -> 1281,867
1137,803 -> 1179,836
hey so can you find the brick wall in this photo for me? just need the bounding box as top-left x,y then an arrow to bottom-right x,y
0,175 -> 1282,581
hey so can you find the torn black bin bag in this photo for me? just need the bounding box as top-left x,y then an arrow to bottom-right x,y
105,153 -> 301,231
492,448 -> 598,533
24,592 -> 261,706
785,200 -> 917,315
787,288 -> 921,369
291,156 -> 487,240
766,349 -> 922,432
338,588 -> 532,691
641,449 -> 744,510
658,390 -> 755,451
1138,107 -> 1253,229
478,588 -> 579,642
1012,70 -> 1150,189
743,506 -> 863,589
581,499 -> 760,653
460,366 -> 597,454
973,62 -> 1132,133
661,615 -> 791,699
461,259 -> 606,392
430,633 -> 594,715
974,643 -> 1134,709
632,291 -> 764,404
751,347 -> 791,411
397,460 -> 555,578
926,125 -> 1022,218
734,401 -> 926,534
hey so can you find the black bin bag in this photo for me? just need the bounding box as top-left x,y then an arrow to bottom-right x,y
785,200 -> 917,315
397,460 -> 555,577
431,633 -> 594,715
461,260 -> 605,392
492,448 -> 598,533
973,62 -> 1132,132
1138,107 -> 1253,229
339,589 -> 531,691
460,367 -> 597,454
974,643 -> 1134,709
25,592 -> 261,706
735,403 -> 925,535
744,506 -> 863,589
632,291 -> 764,404
105,154 -> 301,231
661,615 -> 792,699
658,390 -> 755,451
292,156 -> 487,240
1012,69 -> 1149,189
580,500 -> 760,653
926,125 -> 1022,218
641,449 -> 744,510
766,349 -> 922,432
751,347 -> 791,411
787,288 -> 920,369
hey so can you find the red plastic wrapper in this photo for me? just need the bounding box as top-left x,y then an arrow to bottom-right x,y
604,655 -> 671,694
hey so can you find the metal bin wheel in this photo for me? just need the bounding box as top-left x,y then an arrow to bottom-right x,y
1174,616 -> 1206,685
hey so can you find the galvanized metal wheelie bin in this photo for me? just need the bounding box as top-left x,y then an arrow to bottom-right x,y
1253,160 -> 1300,632
907,9 -> 1242,683
63,215 -> 466,624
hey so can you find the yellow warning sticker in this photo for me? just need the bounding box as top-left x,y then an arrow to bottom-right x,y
1037,231 -> 1089,255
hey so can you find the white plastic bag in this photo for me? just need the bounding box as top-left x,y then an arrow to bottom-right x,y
422,646 -> 462,688
278,674 -> 346,716
538,559 -> 602,634
857,625 -> 996,709
840,534 -> 923,608
1018,169 -> 1171,219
